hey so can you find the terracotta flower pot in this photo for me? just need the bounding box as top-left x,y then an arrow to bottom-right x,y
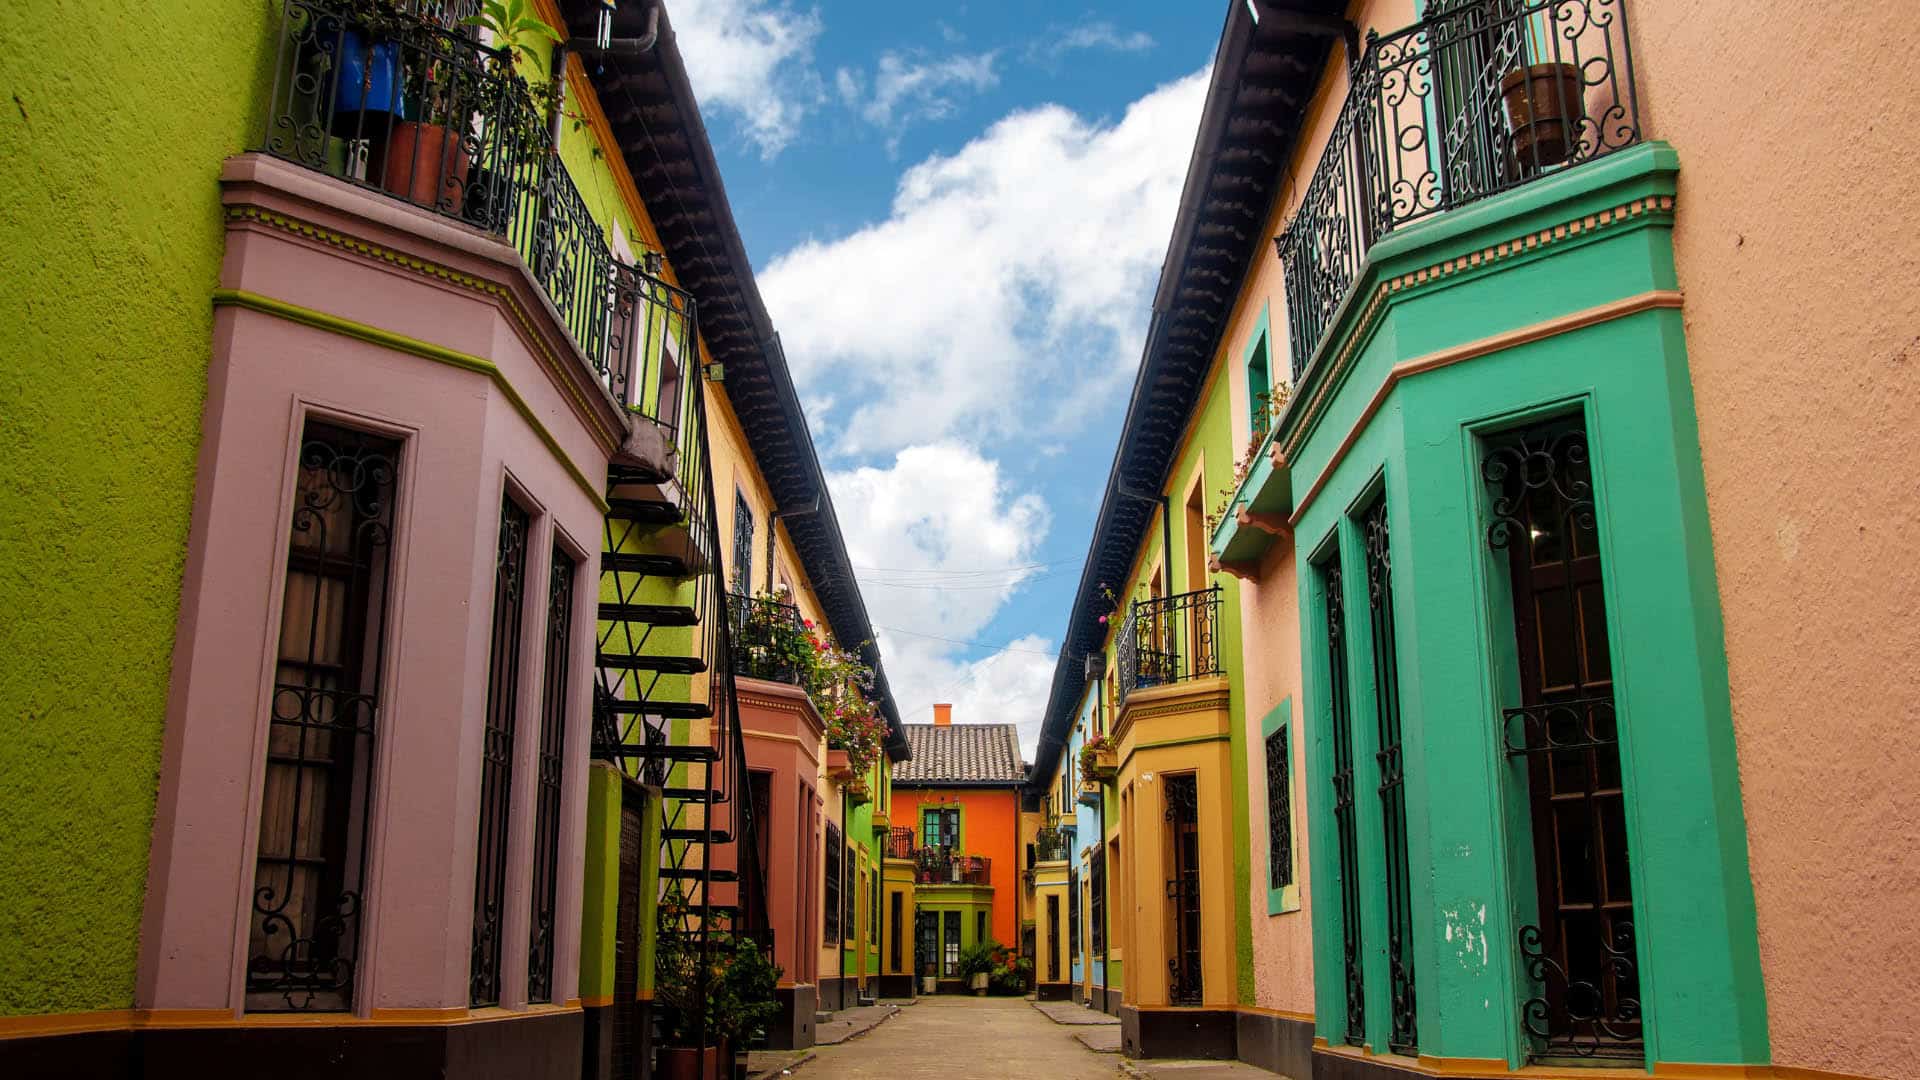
1500,62 -> 1585,176
382,120 -> 470,213
660,1043 -> 725,1080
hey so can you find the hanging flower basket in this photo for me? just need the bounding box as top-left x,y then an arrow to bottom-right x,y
1079,736 -> 1117,784
826,748 -> 854,781
846,775 -> 872,806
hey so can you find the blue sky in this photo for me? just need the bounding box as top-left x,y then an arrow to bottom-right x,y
668,0 -> 1225,754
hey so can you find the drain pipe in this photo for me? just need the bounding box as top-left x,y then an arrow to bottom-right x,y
548,4 -> 662,148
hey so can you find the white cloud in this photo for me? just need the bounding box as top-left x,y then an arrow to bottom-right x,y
1030,21 -> 1157,63
762,66 -> 1210,456
835,50 -> 1000,139
668,0 -> 824,159
826,443 -> 1058,756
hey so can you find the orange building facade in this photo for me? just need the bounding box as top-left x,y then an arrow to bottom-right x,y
885,707 -> 1028,991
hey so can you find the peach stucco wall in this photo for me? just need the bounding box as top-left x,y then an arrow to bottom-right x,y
1629,4 -> 1920,1076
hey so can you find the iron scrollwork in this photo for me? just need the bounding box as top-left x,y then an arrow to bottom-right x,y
1518,921 -> 1641,1057
248,427 -> 399,1011
1321,559 -> 1367,1046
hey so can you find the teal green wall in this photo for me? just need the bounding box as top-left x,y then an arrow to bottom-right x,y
0,1 -> 277,1016
1292,144 -> 1766,1067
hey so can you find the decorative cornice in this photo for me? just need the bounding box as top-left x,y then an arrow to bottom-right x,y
1286,287 -> 1683,529
212,287 -> 610,513
1278,194 -> 1676,469
222,203 -> 624,454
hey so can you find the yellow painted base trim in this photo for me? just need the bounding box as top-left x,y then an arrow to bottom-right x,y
1319,1043 -> 1802,1080
580,995 -> 614,1008
0,1003 -> 582,1040
213,287 -> 610,513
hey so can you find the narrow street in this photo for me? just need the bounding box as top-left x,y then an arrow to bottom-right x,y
800,998 -> 1117,1080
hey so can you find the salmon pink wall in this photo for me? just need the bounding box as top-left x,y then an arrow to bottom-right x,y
1631,3 -> 1920,1075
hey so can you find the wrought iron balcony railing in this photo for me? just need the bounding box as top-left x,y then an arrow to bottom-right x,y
915,848 -> 992,887
1276,0 -> 1641,379
1117,586 -> 1223,705
1033,825 -> 1072,864
725,592 -> 812,685
260,0 -> 693,433
886,826 -> 916,861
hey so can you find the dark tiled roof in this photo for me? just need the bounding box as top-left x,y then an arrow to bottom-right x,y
894,724 -> 1027,785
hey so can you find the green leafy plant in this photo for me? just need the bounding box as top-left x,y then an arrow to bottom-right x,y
654,887 -> 783,1049
461,0 -> 563,69
1078,733 -> 1111,786
957,939 -> 1001,981
989,947 -> 1033,995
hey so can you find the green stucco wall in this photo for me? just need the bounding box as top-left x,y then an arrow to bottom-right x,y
1290,144 -> 1767,1067
0,0 -> 276,1016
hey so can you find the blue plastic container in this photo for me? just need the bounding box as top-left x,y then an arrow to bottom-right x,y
333,27 -> 404,117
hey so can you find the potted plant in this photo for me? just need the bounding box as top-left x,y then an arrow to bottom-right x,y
1079,734 -> 1116,785
958,940 -> 999,996
845,774 -> 871,806
1501,60 -> 1584,176
383,0 -> 559,211
656,926 -> 780,1080
711,934 -> 781,1080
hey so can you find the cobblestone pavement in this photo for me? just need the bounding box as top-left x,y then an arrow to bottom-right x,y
797,995 -> 1119,1079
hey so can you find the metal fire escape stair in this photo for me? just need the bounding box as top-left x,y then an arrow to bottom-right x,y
587,261 -> 772,1067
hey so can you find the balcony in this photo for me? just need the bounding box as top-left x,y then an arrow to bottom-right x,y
914,848 -> 992,887
727,592 -> 812,685
886,826 -> 916,861
1117,586 -> 1223,705
1033,826 -> 1072,864
257,0 -> 695,432
1275,0 -> 1642,378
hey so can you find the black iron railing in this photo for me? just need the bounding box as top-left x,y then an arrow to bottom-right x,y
261,0 -> 690,428
725,592 -> 811,685
1034,826 -> 1071,863
886,826 -> 916,861
915,849 -> 991,886
1117,586 -> 1223,704
1276,0 -> 1641,378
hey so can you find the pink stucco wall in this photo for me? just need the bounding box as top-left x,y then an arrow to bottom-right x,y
136,155 -> 616,1015
1630,4 -> 1920,1076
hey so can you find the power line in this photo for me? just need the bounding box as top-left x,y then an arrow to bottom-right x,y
854,573 -> 1061,592
869,623 -> 1060,658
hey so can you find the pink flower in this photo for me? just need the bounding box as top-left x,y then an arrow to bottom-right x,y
1098,614 -> 1107,624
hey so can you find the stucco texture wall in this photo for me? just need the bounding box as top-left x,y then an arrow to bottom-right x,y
0,1 -> 273,1015
1635,4 -> 1920,1076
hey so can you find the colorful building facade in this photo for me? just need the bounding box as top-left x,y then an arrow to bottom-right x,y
887,708 -> 1028,992
1,2 -> 904,1078
1030,2 -> 1920,1080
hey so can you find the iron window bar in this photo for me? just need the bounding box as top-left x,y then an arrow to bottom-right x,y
471,495 -> 530,1007
1364,497 -> 1419,1055
1321,558 -> 1368,1046
1274,0 -> 1643,380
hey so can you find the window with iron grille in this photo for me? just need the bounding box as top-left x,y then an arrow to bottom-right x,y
247,421 -> 399,1013
472,495 -> 530,1007
731,492 -> 755,595
890,891 -> 903,972
975,910 -> 987,947
1364,494 -> 1418,1055
871,861 -> 882,946
844,846 -> 856,943
1088,849 -> 1105,955
1046,895 -> 1061,982
1068,869 -> 1080,961
1265,725 -> 1293,890
824,822 -> 842,943
1320,554 -> 1366,1046
528,546 -> 576,1003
